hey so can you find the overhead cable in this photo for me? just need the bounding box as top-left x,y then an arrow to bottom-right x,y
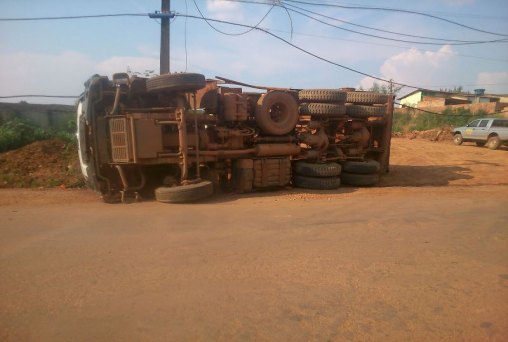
178,13 -> 500,94
0,13 -> 147,21
280,4 -> 508,45
192,0 -> 276,36
0,95 -> 79,99
283,2 -> 498,44
281,0 -> 508,37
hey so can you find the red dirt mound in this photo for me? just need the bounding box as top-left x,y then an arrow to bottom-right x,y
0,139 -> 84,188
393,127 -> 453,141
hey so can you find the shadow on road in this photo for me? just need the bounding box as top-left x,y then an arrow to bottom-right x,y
379,165 -> 473,187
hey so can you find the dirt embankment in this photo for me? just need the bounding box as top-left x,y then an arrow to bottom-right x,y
393,127 -> 454,141
0,139 -> 84,188
0,130 -> 506,190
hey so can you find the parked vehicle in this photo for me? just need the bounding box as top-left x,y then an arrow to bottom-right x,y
77,72 -> 394,203
452,118 -> 508,150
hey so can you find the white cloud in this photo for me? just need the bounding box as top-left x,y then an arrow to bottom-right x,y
476,72 -> 508,94
359,45 -> 457,91
0,51 -> 96,104
205,0 -> 244,21
96,56 -> 159,76
0,52 -> 161,104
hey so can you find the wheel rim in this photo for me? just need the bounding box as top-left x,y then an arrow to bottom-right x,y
269,103 -> 288,123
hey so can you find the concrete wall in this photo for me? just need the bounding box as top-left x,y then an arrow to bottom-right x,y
395,102 -> 508,117
0,102 -> 75,129
399,91 -> 422,107
418,102 -> 499,114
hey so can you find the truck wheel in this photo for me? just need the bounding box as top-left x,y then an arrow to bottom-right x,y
256,91 -> 299,136
298,89 -> 347,103
293,175 -> 341,190
299,103 -> 346,117
475,141 -> 485,147
340,159 -> 380,174
147,73 -> 206,93
341,172 -> 380,187
345,92 -> 388,104
293,161 -> 341,177
346,105 -> 385,118
453,133 -> 463,145
487,135 -> 501,150
155,181 -> 213,203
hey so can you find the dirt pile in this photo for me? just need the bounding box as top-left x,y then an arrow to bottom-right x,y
393,127 -> 453,141
0,139 -> 84,188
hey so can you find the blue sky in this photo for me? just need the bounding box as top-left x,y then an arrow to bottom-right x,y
0,0 -> 507,104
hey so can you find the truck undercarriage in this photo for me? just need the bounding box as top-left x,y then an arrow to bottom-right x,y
77,72 -> 394,203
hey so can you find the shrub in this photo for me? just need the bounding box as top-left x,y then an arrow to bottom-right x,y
393,107 -> 477,132
0,118 -> 76,153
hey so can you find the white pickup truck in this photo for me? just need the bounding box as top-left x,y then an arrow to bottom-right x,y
453,118 -> 508,150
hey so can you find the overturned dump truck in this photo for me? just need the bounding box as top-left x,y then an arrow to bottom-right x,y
77,72 -> 394,203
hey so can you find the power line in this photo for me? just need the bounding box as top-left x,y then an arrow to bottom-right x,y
0,13 -> 147,21
227,0 -> 496,44
192,0 -> 275,36
260,27 -> 508,63
222,0 -> 508,45
1,5 -> 506,46
283,2 -> 498,44
177,13 -> 499,94
280,0 -> 508,37
0,95 -> 79,99
281,4 -> 508,46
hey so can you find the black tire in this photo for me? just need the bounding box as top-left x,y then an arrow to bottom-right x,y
299,103 -> 346,117
256,91 -> 299,136
487,135 -> 501,150
147,73 -> 206,93
340,159 -> 380,174
155,181 -> 213,203
293,175 -> 341,190
346,105 -> 385,118
298,89 -> 347,103
341,172 -> 380,187
293,161 -> 341,177
453,133 -> 463,145
475,141 -> 485,147
345,92 -> 388,104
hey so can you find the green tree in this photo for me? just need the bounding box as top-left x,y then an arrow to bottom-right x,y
361,79 -> 403,95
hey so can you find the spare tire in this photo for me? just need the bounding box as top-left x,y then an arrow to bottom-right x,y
256,91 -> 299,136
293,175 -> 341,190
298,89 -> 347,103
293,161 -> 341,177
341,172 -> 379,187
346,92 -> 388,104
346,105 -> 385,118
155,181 -> 213,203
147,73 -> 206,93
340,159 -> 380,174
299,103 -> 346,117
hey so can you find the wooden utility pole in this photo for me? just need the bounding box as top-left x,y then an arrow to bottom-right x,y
160,0 -> 170,74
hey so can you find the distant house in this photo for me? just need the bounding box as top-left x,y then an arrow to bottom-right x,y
398,89 -> 508,115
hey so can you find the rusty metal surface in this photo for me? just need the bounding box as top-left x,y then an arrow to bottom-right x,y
80,73 -> 394,202
215,76 -> 292,92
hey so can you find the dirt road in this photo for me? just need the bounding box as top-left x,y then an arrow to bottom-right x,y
1,139 -> 507,341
